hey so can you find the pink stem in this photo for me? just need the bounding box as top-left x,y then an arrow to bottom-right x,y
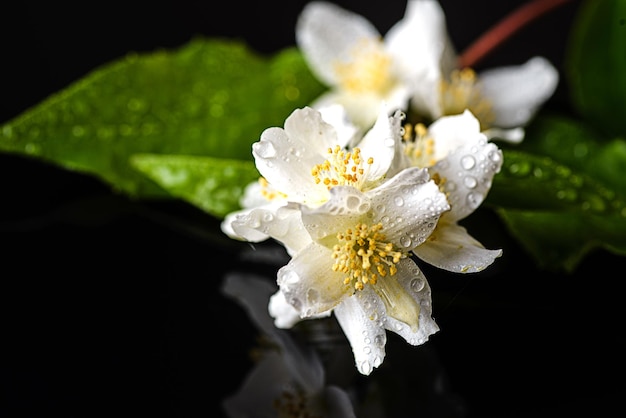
458,0 -> 573,68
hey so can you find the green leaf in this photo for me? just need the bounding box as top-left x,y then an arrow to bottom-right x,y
130,154 -> 260,219
487,115 -> 626,272
495,209 -> 626,273
0,38 -> 325,198
565,0 -> 626,137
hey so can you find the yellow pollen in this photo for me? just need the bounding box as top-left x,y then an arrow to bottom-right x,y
334,38 -> 393,94
402,123 -> 438,168
439,67 -> 494,129
311,146 -> 374,190
258,177 -> 287,201
332,222 -> 406,292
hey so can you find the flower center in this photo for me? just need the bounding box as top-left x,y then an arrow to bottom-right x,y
334,38 -> 393,94
402,122 -> 437,168
332,222 -> 406,291
439,67 -> 494,129
311,145 -> 373,190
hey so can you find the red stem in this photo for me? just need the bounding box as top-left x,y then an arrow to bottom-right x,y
458,0 -> 573,68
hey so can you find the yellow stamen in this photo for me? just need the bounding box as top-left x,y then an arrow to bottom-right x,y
259,176 -> 287,201
311,146 -> 374,190
402,123 -> 438,168
334,38 -> 393,94
332,222 -> 406,292
439,67 -> 494,128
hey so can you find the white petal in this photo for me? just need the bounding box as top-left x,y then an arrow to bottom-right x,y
428,110 -> 484,161
253,107 -> 337,204
355,103 -> 398,181
369,167 -> 450,249
430,135 -> 503,222
311,90 -> 391,131
269,290 -> 304,329
386,0 -> 457,119
228,203 -> 311,256
483,126 -> 525,144
317,103 -> 361,148
296,1 -> 382,87
333,292 -> 387,376
300,186 -> 371,241
412,221 -> 503,273
479,56 -> 559,128
277,241 -> 351,317
382,260 -> 439,345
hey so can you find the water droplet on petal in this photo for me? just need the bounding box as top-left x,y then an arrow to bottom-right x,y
306,288 -> 319,304
253,141 -> 277,158
466,192 -> 483,208
359,360 -> 372,375
394,196 -> 404,206
410,277 -> 425,292
464,176 -> 477,189
461,155 -> 476,170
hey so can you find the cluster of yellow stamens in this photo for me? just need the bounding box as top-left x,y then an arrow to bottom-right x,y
258,176 -> 287,201
332,222 -> 405,291
402,122 -> 437,168
311,146 -> 373,190
439,67 -> 494,128
334,38 -> 393,94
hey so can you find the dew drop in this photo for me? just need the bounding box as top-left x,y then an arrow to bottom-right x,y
306,288 -> 319,304
363,346 -> 371,354
394,196 -> 404,206
463,176 -> 477,189
346,195 -> 361,210
360,361 -> 372,375
410,277 -> 425,292
253,141 -> 277,158
374,334 -> 385,347
400,235 -> 412,248
460,155 -> 476,170
466,192 -> 483,208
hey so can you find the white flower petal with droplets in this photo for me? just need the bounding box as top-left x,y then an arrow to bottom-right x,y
412,220 -> 502,273
253,107 -> 339,205
381,260 -> 439,344
269,289 -> 332,329
277,241 -> 352,318
479,56 -> 559,129
426,110 -> 485,161
367,167 -> 449,248
333,292 -> 387,376
430,132 -> 503,222
226,203 -> 311,256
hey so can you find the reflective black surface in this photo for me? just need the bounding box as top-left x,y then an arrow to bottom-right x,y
3,1 -> 624,417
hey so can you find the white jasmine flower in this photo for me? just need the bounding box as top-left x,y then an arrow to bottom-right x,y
295,1 -> 436,129
221,273 -> 356,418
272,167 -> 449,375
221,104 -> 404,256
386,0 -> 559,143
402,110 -> 503,272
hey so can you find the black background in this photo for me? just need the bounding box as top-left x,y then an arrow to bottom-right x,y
2,1 -> 625,417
